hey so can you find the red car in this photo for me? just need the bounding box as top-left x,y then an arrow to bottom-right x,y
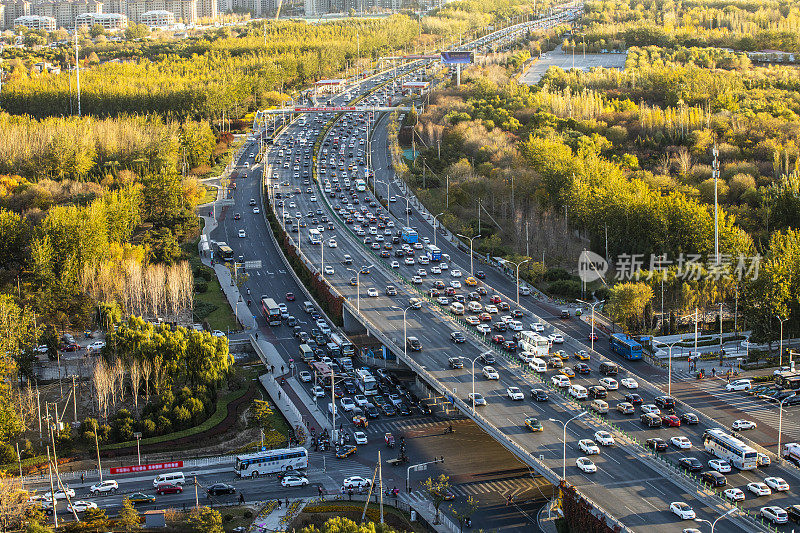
285,292 -> 295,301
491,334 -> 505,345
503,340 -> 517,352
444,287 -> 456,296
490,295 -> 502,304
661,415 -> 681,427
588,332 -> 598,341
478,313 -> 493,322
380,250 -> 390,258
156,483 -> 183,495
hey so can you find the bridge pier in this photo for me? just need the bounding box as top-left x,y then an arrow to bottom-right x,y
342,304 -> 367,335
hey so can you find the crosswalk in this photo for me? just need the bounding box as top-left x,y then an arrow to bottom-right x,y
360,417 -> 447,437
405,476 -> 545,504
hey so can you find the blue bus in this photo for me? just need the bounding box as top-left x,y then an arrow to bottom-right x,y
426,245 -> 441,261
401,227 -> 418,244
609,333 -> 643,360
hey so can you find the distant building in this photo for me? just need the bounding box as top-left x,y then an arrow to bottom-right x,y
748,50 -> 797,64
2,1 -> 30,30
139,8 -> 173,27
33,61 -> 61,73
127,0 -> 196,24
34,0 -> 103,29
76,11 -> 127,29
195,0 -> 215,19
14,13 -> 56,30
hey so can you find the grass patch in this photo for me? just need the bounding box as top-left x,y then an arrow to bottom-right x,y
195,276 -> 239,331
200,185 -> 218,205
292,501 -> 426,533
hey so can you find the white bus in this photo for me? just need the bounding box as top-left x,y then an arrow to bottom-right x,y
355,368 -> 377,396
234,447 -> 309,477
354,178 -> 367,192
308,228 -> 322,244
702,429 -> 758,470
518,331 -> 551,357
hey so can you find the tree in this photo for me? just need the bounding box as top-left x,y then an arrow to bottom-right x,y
117,498 -> 140,531
449,495 -> 478,533
606,282 -> 654,331
0,474 -> 43,532
124,23 -> 150,40
187,507 -> 223,533
422,474 -> 451,524
89,24 -> 106,38
298,517 -> 397,533
0,296 -> 38,446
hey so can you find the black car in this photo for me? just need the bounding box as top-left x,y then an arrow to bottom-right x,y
701,470 -> 727,487
206,483 -> 236,495
448,357 -> 464,369
786,504 -> 800,523
380,403 -> 396,416
531,388 -> 549,402
475,271 -> 485,279
493,322 -> 508,332
396,402 -> 412,416
450,332 -> 466,343
343,380 -> 357,394
364,404 -> 379,419
574,363 -> 591,375
588,386 -> 607,399
479,353 -> 495,365
468,292 -> 481,301
646,438 -> 668,451
679,457 -> 703,472
286,316 -> 297,327
654,395 -> 676,410
625,393 -> 644,405
275,469 -> 306,480
293,326 -> 303,338
680,412 -> 699,425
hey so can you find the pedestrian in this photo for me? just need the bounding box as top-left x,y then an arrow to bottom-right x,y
712,367 -> 716,377
348,489 -> 353,500
239,493 -> 245,504
255,332 -> 259,340
281,365 -> 285,374
81,473 -> 85,484
318,486 -> 323,497
278,390 -> 281,400
285,497 -> 289,507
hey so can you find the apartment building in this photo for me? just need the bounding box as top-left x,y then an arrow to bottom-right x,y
33,0 -> 102,29
13,13 -> 56,30
139,7 -> 172,26
126,0 -> 196,24
75,11 -> 126,29
2,0 -> 30,30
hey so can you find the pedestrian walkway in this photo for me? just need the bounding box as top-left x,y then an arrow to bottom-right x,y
248,498 -> 308,533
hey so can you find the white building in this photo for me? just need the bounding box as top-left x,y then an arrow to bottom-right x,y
14,14 -> 56,30
76,12 -> 128,29
140,8 -> 174,28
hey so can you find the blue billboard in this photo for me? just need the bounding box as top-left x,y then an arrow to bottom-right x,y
441,51 -> 474,65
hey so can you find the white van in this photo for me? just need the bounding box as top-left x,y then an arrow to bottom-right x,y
153,472 -> 185,487
508,320 -> 523,331
569,384 -> 588,400
449,302 -> 465,315
529,358 -> 547,373
519,285 -> 531,296
590,399 -> 609,414
467,301 -> 483,313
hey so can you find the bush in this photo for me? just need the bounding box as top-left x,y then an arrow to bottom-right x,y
0,442 -> 15,463
194,300 -> 217,319
194,280 -> 209,293
243,511 -> 253,519
543,268 -> 573,282
548,280 -> 582,298
223,514 -> 233,522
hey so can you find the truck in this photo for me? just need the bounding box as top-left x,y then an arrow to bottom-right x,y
783,443 -> 800,466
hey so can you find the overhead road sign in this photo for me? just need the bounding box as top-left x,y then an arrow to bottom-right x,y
441,51 -> 474,65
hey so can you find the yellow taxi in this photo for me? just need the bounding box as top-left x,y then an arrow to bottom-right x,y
560,367 -> 576,378
555,350 -> 569,360
465,276 -> 478,286
575,350 -> 590,361
524,417 -> 543,432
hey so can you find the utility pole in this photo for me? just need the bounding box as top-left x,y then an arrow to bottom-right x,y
47,446 -> 57,529
72,375 -> 78,424
712,144 -> 720,264
379,451 -> 384,524
75,29 -> 81,117
194,475 -> 199,508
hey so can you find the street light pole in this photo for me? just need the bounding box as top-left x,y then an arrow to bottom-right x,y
653,338 -> 684,397
777,315 -> 788,367
778,393 -> 797,462
694,508 -> 735,533
549,412 -> 587,480
433,212 -> 444,248
456,234 -> 481,277
576,299 -> 605,353
460,353 -> 488,411
347,268 -> 361,315
508,258 -> 530,305
392,305 -> 415,364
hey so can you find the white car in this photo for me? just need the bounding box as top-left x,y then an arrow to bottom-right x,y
87,340 -> 106,352
506,387 -> 524,401
431,266 -> 441,274
747,482 -> 772,496
725,379 -> 751,391
45,488 -> 75,500
550,334 -> 564,344
353,431 -> 368,445
598,378 -> 618,390
343,476 -> 371,489
669,501 -> 696,520
620,378 -> 639,389
439,262 -> 449,270
732,419 -> 757,431
552,375 -> 571,388
67,501 -> 98,513
531,322 -> 545,332
340,397 -> 356,411
253,207 -> 260,214
579,439 -> 600,455
482,366 -> 499,380
484,305 -> 498,314
765,477 -> 790,491
758,452 -> 771,467
468,393 -> 487,406
594,431 -> 614,446
281,475 -> 309,487
212,330 -> 225,337
367,288 -> 379,297
312,385 -> 325,397
310,195 -> 317,202
89,480 -> 118,495
436,297 -> 449,305
411,276 -> 423,284
476,324 -> 491,334
576,457 -> 596,473
328,239 -> 338,248
298,371 -> 312,382
450,280 -> 462,289
450,269 -> 462,277
709,459 -> 732,473
391,261 -> 400,268
641,404 -> 660,415
238,229 -> 247,238
723,488 -> 745,501
353,394 -> 368,407
670,436 -> 692,449
324,265 -> 334,275
760,506 -> 789,525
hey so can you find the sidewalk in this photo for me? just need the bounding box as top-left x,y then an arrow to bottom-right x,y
248,498 -> 308,533
536,499 -> 559,533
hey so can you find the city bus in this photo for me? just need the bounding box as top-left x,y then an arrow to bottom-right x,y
355,368 -> 378,396
518,331 -> 551,356
329,333 -> 356,358
308,228 -> 322,244
354,178 -> 367,192
261,297 -> 282,326
703,429 -> 758,470
401,227 -> 418,244
234,447 -> 308,477
217,242 -> 234,262
609,333 -> 643,360
311,361 -> 332,385
426,245 -> 442,262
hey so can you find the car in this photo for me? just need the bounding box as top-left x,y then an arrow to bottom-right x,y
343,476 -> 371,489
758,453 -> 771,467
679,457 -> 703,472
464,315 -> 479,325
588,332 -> 598,341
576,457 -> 597,473
667,502 -> 697,521
550,334 -> 564,344
87,340 -> 105,352
723,487 -> 745,501
468,393 -> 487,406
552,375 -> 571,388
281,476 -> 309,487
709,459 -> 732,473
128,492 -> 156,504
732,419 -> 757,431
44,488 -> 75,500
579,439 -> 600,455
765,477 -> 790,491
406,337 -> 421,351
67,500 -> 98,513
285,292 -> 295,301
364,404 -> 379,418
661,414 -> 681,427
367,288 -> 379,297
575,350 -> 590,361
324,265 -> 334,275
532,322 -> 545,332
253,207 -> 260,214
548,357 -> 563,368
238,229 -> 247,238
385,285 -> 397,296
524,417 -> 543,431
680,412 -> 699,425
594,431 -> 614,446
207,483 -> 236,495
787,504 -> 800,522
156,483 -> 183,495
647,438 -> 668,451
479,353 -> 495,364
450,331 -> 466,343
654,395 -> 676,410
448,357 -> 464,369
340,397 -> 356,412
476,324 -> 491,334
391,261 -> 400,268
598,377 -> 618,390
475,270 -> 485,279
531,388 -> 549,401
641,403 -> 659,414
506,387 -> 524,400
726,379 -> 752,391
554,350 -> 569,360
90,480 -> 118,495
560,367 -> 576,378
482,366 -> 499,380
671,436 -> 692,449
450,280 -> 462,289
616,402 -> 635,414
312,385 -> 325,397
760,506 -> 789,525
620,377 -> 639,389
701,470 -> 727,486
353,431 -> 368,445
748,482 -> 772,496
450,269 -> 462,277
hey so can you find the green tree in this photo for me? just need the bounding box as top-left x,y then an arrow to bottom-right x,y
298,517 -> 397,532
449,495 -> 478,533
422,474 -> 451,524
187,506 -> 223,533
89,24 -> 106,38
606,282 -> 654,331
0,209 -> 29,272
124,23 -> 150,40
117,497 -> 141,531
0,296 -> 38,446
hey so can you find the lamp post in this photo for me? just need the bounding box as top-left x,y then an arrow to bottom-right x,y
778,393 -> 797,462
456,234 -> 482,277
460,352 -> 490,411
376,179 -> 390,207
777,315 -> 788,367
694,508 -> 735,533
133,432 -> 142,466
549,412 -> 588,480
576,299 -> 605,353
507,258 -> 530,305
432,212 -> 445,248
653,337 -> 684,396
397,194 -> 412,227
